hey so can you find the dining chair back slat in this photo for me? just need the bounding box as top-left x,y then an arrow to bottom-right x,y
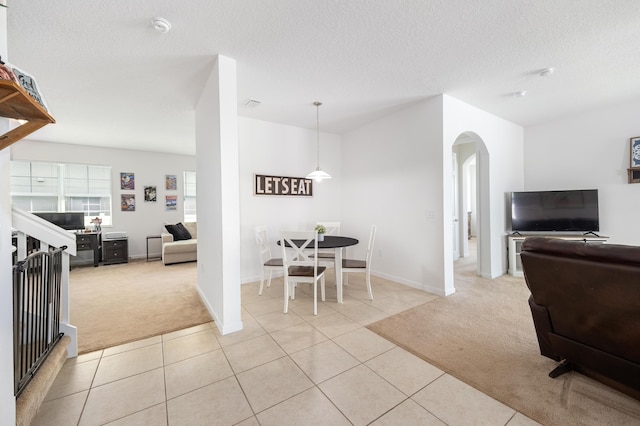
255,225 -> 283,295
314,221 -> 341,263
342,225 -> 377,300
280,230 -> 326,315
317,222 -> 341,236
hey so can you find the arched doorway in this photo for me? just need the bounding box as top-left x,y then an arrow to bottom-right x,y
452,132 -> 490,278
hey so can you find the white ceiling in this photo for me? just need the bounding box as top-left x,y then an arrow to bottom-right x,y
6,1 -> 640,155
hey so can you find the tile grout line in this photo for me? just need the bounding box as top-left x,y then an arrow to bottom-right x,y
247,297 -> 404,423
75,349 -> 104,425
37,274 -> 524,424
161,331 -> 169,426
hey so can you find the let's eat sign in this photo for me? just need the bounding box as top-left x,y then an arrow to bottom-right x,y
254,174 -> 313,196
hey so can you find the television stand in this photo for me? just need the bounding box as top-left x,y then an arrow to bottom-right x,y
508,234 -> 609,277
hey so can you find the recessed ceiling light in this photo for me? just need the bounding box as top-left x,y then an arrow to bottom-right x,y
151,17 -> 171,34
513,90 -> 527,98
539,67 -> 554,77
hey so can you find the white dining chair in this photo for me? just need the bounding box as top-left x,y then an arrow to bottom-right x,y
317,221 -> 340,236
255,225 -> 283,296
312,221 -> 341,266
280,230 -> 326,316
342,225 -> 377,300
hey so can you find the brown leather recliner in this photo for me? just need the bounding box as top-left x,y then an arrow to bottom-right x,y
521,236 -> 640,400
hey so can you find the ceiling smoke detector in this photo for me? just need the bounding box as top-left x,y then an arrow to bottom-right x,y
151,17 -> 172,34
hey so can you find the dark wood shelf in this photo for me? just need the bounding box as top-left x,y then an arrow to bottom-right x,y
0,80 -> 55,150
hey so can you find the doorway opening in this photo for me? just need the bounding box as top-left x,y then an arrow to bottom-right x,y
452,132 -> 488,278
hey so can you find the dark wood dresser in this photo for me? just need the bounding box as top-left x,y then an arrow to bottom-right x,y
102,238 -> 129,265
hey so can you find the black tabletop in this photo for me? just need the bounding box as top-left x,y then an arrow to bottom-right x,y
317,236 -> 359,248
279,235 -> 359,248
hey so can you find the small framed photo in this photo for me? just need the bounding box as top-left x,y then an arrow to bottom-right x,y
120,172 -> 135,190
165,195 -> 177,211
628,168 -> 640,184
631,137 -> 640,168
121,194 -> 136,211
166,175 -> 177,190
144,186 -> 157,202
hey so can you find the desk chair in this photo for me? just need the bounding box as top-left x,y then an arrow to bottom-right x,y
280,230 -> 326,316
342,225 -> 377,300
255,225 -> 283,296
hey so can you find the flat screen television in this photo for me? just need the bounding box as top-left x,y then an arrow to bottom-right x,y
34,212 -> 85,231
510,189 -> 599,233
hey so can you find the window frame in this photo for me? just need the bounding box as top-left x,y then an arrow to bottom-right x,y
183,171 -> 197,223
10,160 -> 113,228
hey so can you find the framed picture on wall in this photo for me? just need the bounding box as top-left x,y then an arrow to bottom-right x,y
120,172 -> 135,190
166,175 -> 177,190
628,168 -> 640,184
121,194 -> 135,211
165,195 -> 177,211
144,186 -> 157,202
631,136 -> 640,168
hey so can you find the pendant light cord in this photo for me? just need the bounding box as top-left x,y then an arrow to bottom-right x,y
306,101 -> 331,181
315,101 -> 322,169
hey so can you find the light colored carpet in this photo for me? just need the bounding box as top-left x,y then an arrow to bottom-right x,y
367,252 -> 640,425
70,259 -> 211,354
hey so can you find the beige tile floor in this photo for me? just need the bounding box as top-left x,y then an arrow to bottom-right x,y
32,271 -> 540,426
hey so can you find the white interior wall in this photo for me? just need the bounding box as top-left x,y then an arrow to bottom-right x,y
341,93 -> 522,295
10,141 -> 196,259
0,141 -> 14,426
341,98 -> 448,295
194,55 -> 242,335
238,116 -> 342,283
443,95 -> 524,278
524,99 -> 640,245
1,5 -> 17,421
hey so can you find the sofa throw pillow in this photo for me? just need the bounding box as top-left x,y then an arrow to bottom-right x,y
175,222 -> 193,240
164,224 -> 183,241
165,223 -> 191,241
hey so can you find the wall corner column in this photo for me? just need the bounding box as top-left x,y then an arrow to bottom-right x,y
195,55 -> 243,334
0,2 -> 18,423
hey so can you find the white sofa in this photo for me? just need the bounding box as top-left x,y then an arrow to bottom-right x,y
161,222 -> 197,265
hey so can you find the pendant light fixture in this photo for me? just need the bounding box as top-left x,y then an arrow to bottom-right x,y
306,101 -> 332,182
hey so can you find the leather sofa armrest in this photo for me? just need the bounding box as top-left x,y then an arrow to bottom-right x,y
528,296 -> 561,361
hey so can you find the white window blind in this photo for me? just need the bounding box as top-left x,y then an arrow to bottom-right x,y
184,171 -> 197,222
10,161 -> 113,227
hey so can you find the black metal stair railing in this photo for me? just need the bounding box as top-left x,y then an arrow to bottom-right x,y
13,246 -> 66,397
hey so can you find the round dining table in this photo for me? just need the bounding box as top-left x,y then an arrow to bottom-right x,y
279,235 -> 359,303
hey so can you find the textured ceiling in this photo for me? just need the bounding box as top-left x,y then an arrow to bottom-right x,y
6,1 -> 640,155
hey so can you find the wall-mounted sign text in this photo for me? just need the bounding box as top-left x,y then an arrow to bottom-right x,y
255,174 -> 313,196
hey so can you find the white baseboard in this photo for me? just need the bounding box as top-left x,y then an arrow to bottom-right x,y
60,322 -> 78,358
195,286 -> 243,336
371,270 -> 451,297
